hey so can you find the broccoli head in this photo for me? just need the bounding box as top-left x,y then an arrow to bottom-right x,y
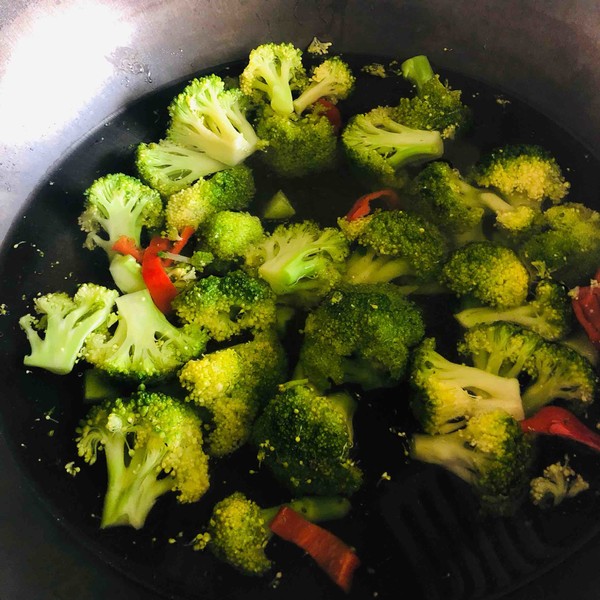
252,381 -> 363,496
529,458 -> 590,508
76,390 -> 210,529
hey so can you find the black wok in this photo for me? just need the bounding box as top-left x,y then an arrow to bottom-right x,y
2,2 -> 600,599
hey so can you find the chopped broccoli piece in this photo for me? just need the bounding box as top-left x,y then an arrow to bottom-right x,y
409,337 -> 524,435
252,381 -> 363,496
262,189 -> 296,220
245,220 -> 349,306
19,284 -> 119,375
454,278 -> 573,341
441,241 -> 530,309
172,269 -> 277,341
470,144 -> 570,208
76,390 -> 210,529
108,254 -> 146,294
164,164 -> 255,238
293,56 -> 355,115
299,283 -> 425,390
167,75 -> 260,166
135,139 -> 228,197
194,491 -> 351,575
78,173 -> 163,260
83,288 -> 208,382
530,457 -> 589,508
342,246 -> 416,285
179,335 -> 288,457
410,410 -> 536,516
341,105 -> 444,188
398,55 -> 472,139
239,42 -> 307,116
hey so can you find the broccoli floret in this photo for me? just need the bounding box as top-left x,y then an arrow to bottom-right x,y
410,410 -> 535,516
341,106 -> 444,188
171,270 -> 277,342
19,284 -> 119,375
457,322 -> 545,379
441,241 -> 530,309
519,202 -> 600,287
398,55 -> 472,140
470,144 -> 570,208
164,164 -> 256,239
167,75 -> 260,166
293,56 -> 355,115
78,173 -> 163,260
83,288 -> 208,382
245,220 -> 349,307
454,278 -> 573,341
252,381 -> 363,496
299,283 -> 425,390
408,161 -> 537,242
194,491 -> 351,575
76,390 -> 210,529
198,210 -> 264,263
136,139 -> 228,197
179,335 -> 288,457
521,339 -> 598,416
254,106 -> 338,178
342,246 -> 416,285
409,337 -> 524,435
530,457 -> 590,508
337,209 -> 448,284
239,42 -> 307,116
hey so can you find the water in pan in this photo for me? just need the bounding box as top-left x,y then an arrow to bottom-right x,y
0,54 -> 599,600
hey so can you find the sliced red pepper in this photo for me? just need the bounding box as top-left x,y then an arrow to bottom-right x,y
162,225 -> 196,267
520,405 -> 600,452
345,188 -> 401,221
141,236 -> 178,314
112,236 -> 144,263
270,506 -> 360,594
315,98 -> 343,135
572,282 -> 600,347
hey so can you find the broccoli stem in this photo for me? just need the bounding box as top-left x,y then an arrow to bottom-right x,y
260,496 -> 352,526
344,250 -> 413,284
401,55 -> 435,93
455,304 -> 539,330
293,79 -> 335,115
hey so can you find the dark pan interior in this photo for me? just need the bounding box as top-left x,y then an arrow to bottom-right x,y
1,54 -> 600,600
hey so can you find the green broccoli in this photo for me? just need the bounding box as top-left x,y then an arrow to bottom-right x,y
454,278 -> 573,341
409,337 -> 524,435
193,491 -> 351,575
293,55 -> 355,115
239,42 -> 307,116
108,254 -> 146,294
341,106 -> 444,188
410,410 -> 536,516
78,173 -> 163,260
519,202 -> 600,287
167,75 -> 260,166
179,335 -> 288,457
261,189 -> 296,220
530,458 -> 589,508
408,161 -> 538,242
198,210 -> 264,263
171,269 -> 278,342
164,164 -> 256,239
398,55 -> 472,139
470,144 -> 570,208
76,390 -> 210,529
298,283 -> 425,390
245,220 -> 349,306
135,139 -> 228,197
441,241 -> 530,309
338,209 -> 448,285
83,288 -> 208,382
252,381 -> 363,496
19,284 -> 119,375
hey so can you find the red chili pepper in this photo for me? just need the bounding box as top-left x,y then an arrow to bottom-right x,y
141,236 -> 178,314
162,225 -> 196,267
112,236 -> 144,263
520,405 -> 600,452
270,506 -> 360,594
345,188 -> 401,221
315,98 -> 343,134
572,280 -> 600,348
